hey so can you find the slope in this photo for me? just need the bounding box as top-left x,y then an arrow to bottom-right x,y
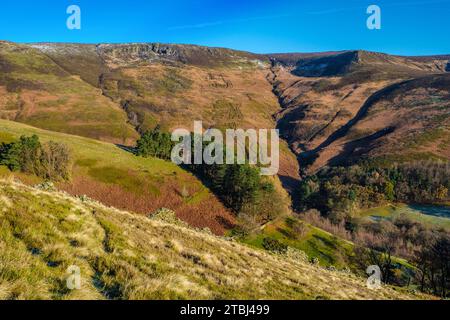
269,50 -> 450,173
0,41 -> 138,145
0,119 -> 235,234
28,42 -> 300,189
0,179 -> 423,300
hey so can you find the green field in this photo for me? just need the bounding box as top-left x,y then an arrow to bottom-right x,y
240,216 -> 356,269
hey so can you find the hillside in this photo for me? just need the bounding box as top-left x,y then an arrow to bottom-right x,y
0,41 -> 300,192
0,41 -> 449,300
2,42 -> 449,179
0,119 -> 236,235
269,50 -> 450,174
0,179 -> 422,300
0,41 -> 138,145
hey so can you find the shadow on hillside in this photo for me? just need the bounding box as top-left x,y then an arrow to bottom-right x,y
326,126 -> 396,167
115,144 -> 136,154
216,216 -> 236,230
278,174 -> 302,212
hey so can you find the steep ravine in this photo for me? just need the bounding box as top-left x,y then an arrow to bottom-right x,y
266,63 -> 304,209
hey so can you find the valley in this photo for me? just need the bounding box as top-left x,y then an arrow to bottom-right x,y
1,41 -> 450,299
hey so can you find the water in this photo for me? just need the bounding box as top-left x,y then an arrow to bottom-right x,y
406,204 -> 450,219
368,204 -> 450,226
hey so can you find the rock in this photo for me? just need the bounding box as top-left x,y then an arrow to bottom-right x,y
34,181 -> 56,192
148,208 -> 188,227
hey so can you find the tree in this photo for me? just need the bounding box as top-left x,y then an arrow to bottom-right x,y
383,181 -> 395,201
0,135 -> 41,174
435,185 -> 448,201
221,164 -> 260,213
413,233 -> 450,297
39,141 -> 72,180
136,128 -> 173,160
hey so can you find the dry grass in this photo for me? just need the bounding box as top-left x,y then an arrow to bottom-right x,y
0,179 -> 427,300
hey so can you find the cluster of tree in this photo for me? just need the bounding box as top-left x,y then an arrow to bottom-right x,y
302,206 -> 450,296
0,135 -> 71,181
311,208 -> 450,297
190,162 -> 286,227
355,224 -> 450,297
299,161 -> 450,221
353,216 -> 424,286
135,129 -> 286,227
135,128 -> 174,160
414,233 -> 450,298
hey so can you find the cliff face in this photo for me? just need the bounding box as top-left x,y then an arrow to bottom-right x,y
96,43 -> 267,67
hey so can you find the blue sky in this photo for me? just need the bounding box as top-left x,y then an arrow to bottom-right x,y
0,0 -> 449,55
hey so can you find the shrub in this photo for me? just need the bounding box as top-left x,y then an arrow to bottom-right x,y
34,181 -> 56,192
136,128 -> 174,160
262,238 -> 288,254
292,220 -> 308,239
0,135 -> 72,181
38,141 -> 72,180
286,247 -> 308,262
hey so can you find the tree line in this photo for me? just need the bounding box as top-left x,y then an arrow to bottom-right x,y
299,161 -> 450,221
297,160 -> 450,297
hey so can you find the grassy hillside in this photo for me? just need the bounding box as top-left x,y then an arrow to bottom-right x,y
240,216 -> 355,269
0,119 -> 236,234
0,42 -> 138,144
0,179 -> 424,300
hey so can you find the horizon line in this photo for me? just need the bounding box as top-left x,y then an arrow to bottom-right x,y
2,40 -> 449,58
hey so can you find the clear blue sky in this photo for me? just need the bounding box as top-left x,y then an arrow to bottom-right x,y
0,0 -> 449,55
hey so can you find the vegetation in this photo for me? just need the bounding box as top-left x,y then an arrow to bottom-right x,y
0,42 -> 138,145
414,233 -> 450,298
0,135 -> 71,181
190,161 -> 287,226
0,120 -> 234,235
136,128 -> 174,160
1,42 -> 448,300
239,215 -> 355,269
297,161 -> 450,297
0,179 -> 422,300
262,238 -> 288,254
134,130 -> 288,227
299,161 -> 450,220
